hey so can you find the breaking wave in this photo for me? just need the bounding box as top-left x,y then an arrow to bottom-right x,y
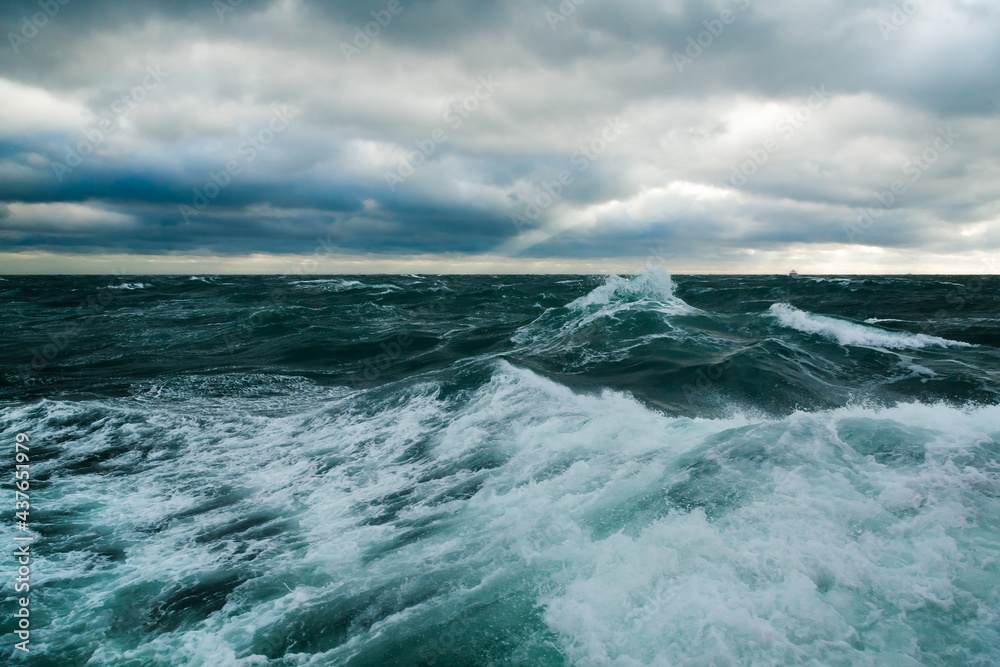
769,303 -> 972,350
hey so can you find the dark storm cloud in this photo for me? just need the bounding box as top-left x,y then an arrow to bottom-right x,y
1,0 -> 999,269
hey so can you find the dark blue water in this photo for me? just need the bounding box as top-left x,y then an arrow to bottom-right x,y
2,271 -> 999,665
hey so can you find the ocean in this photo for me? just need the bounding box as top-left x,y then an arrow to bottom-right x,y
1,270 -> 999,665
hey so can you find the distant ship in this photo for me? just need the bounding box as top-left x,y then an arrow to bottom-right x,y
789,270 -> 799,277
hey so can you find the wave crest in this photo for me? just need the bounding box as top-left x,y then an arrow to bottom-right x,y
768,303 -> 971,349
569,266 -> 690,313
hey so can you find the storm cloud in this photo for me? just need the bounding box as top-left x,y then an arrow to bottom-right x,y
1,0 -> 999,272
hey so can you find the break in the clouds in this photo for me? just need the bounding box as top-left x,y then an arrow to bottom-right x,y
1,0 -> 999,273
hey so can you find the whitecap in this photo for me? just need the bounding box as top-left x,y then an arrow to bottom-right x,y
7,366 -> 998,664
568,266 -> 691,313
291,278 -> 401,293
769,303 -> 971,349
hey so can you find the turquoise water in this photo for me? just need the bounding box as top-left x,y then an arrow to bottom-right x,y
1,271 -> 998,665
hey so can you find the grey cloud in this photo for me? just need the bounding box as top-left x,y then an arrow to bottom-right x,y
0,0 -> 998,268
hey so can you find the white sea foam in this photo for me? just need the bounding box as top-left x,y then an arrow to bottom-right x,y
3,366 -> 998,664
769,303 -> 971,349
807,276 -> 854,285
569,266 -> 692,315
512,268 -> 697,363
291,278 -> 401,293
109,282 -> 150,290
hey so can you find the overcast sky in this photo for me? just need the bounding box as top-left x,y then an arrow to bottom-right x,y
1,0 -> 998,273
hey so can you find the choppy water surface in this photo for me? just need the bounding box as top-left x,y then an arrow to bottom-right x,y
1,271 -> 999,665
